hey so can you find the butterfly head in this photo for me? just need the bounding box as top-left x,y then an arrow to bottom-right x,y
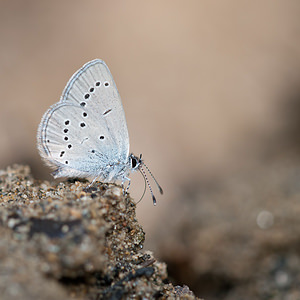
129,153 -> 142,171
128,153 -> 163,206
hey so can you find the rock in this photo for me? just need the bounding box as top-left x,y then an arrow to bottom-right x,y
0,164 -> 200,299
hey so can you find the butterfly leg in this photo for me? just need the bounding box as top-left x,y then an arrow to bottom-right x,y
84,176 -> 99,190
122,176 -> 131,196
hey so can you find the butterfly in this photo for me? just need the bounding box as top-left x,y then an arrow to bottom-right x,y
37,59 -> 162,204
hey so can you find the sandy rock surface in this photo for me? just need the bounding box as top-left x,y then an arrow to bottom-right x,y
0,164 -> 199,300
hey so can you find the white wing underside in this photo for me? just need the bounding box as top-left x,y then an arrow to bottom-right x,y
37,59 -> 130,180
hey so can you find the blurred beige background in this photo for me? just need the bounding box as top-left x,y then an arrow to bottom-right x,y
1,0 -> 300,259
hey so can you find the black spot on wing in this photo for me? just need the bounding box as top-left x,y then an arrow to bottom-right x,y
103,108 -> 112,116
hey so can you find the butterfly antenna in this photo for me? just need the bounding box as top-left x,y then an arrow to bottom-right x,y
140,161 -> 163,195
136,169 -> 147,205
139,165 -> 157,205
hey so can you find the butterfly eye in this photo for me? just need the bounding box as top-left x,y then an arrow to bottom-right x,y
131,157 -> 137,168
